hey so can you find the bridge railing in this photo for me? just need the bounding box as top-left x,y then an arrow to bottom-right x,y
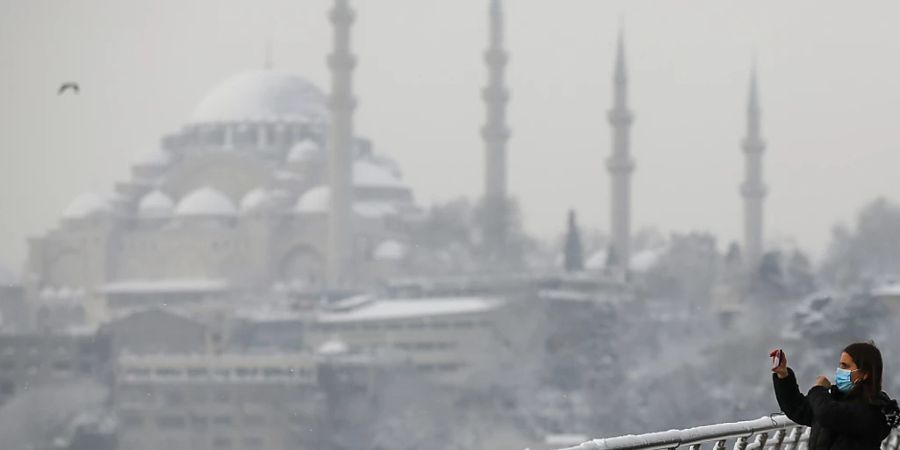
557,414 -> 900,450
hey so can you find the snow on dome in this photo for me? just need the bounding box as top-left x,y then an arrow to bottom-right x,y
373,240 -> 407,261
189,70 -> 327,124
175,187 -> 237,217
133,147 -> 172,167
317,339 -> 349,356
294,186 -> 330,214
287,139 -> 322,163
585,250 -> 609,270
354,160 -> 406,189
630,248 -> 665,272
138,190 -> 174,219
63,192 -> 113,220
240,188 -> 276,215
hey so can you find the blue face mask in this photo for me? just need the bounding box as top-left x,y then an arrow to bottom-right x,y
835,367 -> 858,393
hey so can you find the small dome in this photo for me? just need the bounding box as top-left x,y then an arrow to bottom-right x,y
175,187 -> 237,217
133,148 -> 172,168
189,70 -> 327,124
294,186 -> 330,214
373,240 -> 407,261
287,140 -> 322,163
353,160 -> 406,189
138,190 -> 175,219
240,188 -> 275,215
584,250 -> 608,270
63,192 -> 113,220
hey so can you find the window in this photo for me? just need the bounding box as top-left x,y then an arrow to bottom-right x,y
243,436 -> 264,447
244,415 -> 265,427
212,437 -> 232,449
213,415 -> 233,426
120,413 -> 144,429
214,391 -> 230,403
0,360 -> 15,371
190,415 -> 208,430
156,415 -> 186,429
187,368 -> 209,378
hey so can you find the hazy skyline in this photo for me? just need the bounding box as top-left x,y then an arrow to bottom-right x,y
2,0 -> 900,272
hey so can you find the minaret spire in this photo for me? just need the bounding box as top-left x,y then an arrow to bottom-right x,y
741,61 -> 767,269
326,0 -> 357,287
482,0 -> 511,254
606,25 -> 635,273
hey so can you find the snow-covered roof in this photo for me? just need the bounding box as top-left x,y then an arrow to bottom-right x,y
872,282 -> 900,298
189,70 -> 327,124
295,186 -> 330,214
175,187 -> 237,217
353,201 -> 398,219
63,192 -> 113,220
585,250 -> 608,270
287,139 -> 322,163
317,339 -> 349,356
354,159 -> 407,189
630,247 -> 665,272
133,147 -> 172,168
373,240 -> 407,261
138,190 -> 175,219
102,279 -> 229,294
316,297 -> 502,323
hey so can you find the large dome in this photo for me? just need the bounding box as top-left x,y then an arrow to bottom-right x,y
189,70 -> 328,124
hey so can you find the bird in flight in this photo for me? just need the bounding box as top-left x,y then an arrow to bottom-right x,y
58,83 -> 79,95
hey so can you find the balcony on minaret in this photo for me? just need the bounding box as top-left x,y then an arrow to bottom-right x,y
329,4 -> 356,25
606,155 -> 635,173
483,48 -> 509,67
741,137 -> 766,154
607,109 -> 634,126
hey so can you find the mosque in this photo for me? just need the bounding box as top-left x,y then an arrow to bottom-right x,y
16,0 -> 768,329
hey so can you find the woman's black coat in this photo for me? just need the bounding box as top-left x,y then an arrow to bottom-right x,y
773,367 -> 899,449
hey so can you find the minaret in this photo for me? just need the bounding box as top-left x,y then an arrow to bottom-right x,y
326,0 -> 357,287
606,29 -> 635,272
741,64 -> 766,268
481,0 -> 511,246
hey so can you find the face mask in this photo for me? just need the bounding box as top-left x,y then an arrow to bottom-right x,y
835,367 -> 858,393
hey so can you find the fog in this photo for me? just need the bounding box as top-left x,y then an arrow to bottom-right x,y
1,1 -> 900,449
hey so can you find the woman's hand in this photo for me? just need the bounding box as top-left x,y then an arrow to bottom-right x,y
814,376 -> 832,388
769,348 -> 789,379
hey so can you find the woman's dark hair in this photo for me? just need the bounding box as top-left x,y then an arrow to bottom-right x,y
844,341 -> 884,404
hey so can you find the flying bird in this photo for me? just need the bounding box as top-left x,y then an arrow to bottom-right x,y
58,83 -> 79,95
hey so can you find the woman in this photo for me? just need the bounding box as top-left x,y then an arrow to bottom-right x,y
771,342 -> 900,449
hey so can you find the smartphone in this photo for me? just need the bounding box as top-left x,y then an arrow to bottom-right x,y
771,349 -> 784,369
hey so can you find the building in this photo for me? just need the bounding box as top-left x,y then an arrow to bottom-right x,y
24,68 -> 420,328
311,295 -> 506,385
0,328 -> 111,405
114,352 -> 321,450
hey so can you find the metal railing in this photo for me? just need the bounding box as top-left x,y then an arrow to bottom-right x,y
558,414 -> 900,450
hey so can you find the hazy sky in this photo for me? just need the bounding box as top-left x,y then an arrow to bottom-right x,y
2,0 -> 900,273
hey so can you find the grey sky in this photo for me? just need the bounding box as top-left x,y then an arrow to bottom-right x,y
2,0 -> 899,272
